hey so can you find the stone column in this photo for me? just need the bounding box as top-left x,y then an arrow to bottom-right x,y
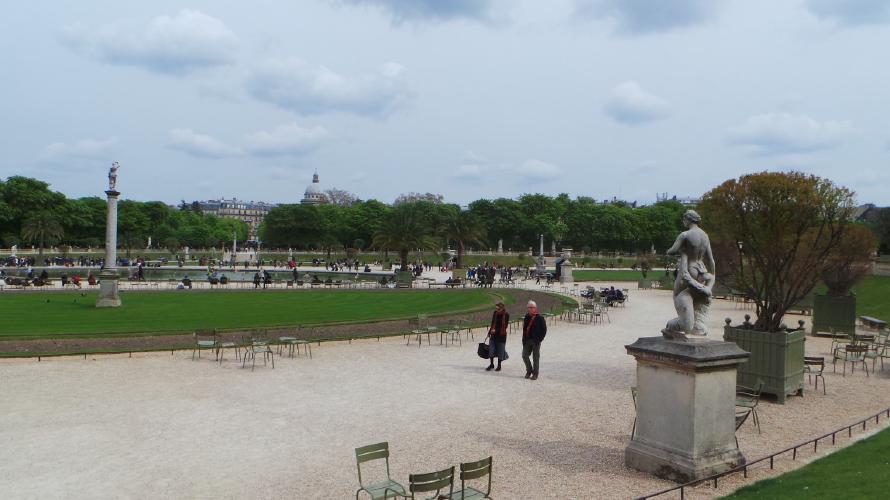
96,189 -> 121,308
625,337 -> 749,483
559,248 -> 574,284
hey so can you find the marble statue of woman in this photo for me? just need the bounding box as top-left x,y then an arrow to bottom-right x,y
108,162 -> 119,191
662,210 -> 715,340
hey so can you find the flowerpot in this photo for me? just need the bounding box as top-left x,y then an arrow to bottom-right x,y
723,325 -> 805,403
811,294 -> 856,337
637,278 -> 652,289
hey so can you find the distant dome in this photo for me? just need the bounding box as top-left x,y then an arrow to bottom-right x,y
301,171 -> 327,205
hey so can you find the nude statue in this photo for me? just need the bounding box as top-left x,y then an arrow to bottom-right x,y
662,210 -> 715,340
108,162 -> 119,191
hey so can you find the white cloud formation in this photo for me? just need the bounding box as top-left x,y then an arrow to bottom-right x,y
574,0 -> 722,34
244,123 -> 328,156
60,10 -> 238,75
727,113 -> 852,156
805,0 -> 890,26
603,81 -> 670,125
41,137 -> 118,160
167,129 -> 241,158
453,163 -> 483,180
514,159 -> 562,180
246,58 -> 411,117
337,0 -> 495,24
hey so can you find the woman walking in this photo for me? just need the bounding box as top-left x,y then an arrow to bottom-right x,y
486,302 -> 510,371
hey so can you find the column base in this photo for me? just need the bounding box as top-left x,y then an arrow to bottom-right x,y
626,438 -> 745,483
96,270 -> 121,308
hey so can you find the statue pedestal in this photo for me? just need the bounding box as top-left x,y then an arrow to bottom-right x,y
559,261 -> 574,284
625,337 -> 749,483
96,268 -> 121,308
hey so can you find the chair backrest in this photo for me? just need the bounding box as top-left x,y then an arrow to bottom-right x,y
845,344 -> 868,358
804,356 -> 824,372
194,329 -> 216,342
460,456 -> 492,496
355,442 -> 391,486
409,466 -> 454,496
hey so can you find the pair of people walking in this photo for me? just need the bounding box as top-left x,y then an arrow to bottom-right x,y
485,300 -> 547,380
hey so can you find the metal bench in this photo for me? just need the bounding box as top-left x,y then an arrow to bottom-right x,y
860,316 -> 887,331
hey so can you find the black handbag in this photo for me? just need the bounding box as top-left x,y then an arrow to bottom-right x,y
477,342 -> 490,359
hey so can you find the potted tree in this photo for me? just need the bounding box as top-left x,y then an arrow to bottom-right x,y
700,172 -> 854,403
812,225 -> 876,337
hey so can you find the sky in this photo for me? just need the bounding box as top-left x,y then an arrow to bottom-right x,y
2,0 -> 889,206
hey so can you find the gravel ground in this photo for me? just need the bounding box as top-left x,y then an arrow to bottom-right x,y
1,287 -> 889,500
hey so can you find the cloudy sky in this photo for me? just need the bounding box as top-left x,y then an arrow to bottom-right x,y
2,0 -> 889,205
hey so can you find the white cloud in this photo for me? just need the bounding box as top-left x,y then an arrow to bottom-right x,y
41,137 -> 118,160
513,159 -> 562,180
244,123 -> 328,156
246,58 -> 412,117
60,10 -> 238,75
167,129 -> 241,158
574,0 -> 722,34
337,0 -> 495,24
727,113 -> 852,156
805,0 -> 890,26
453,163 -> 483,180
603,81 -> 670,125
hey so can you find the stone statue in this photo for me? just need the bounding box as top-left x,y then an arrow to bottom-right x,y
662,210 -> 715,340
108,162 -> 119,191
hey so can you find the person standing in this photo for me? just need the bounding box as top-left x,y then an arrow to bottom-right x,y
486,302 -> 510,371
522,300 -> 547,380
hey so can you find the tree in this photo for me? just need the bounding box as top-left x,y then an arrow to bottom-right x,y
21,211 -> 64,254
394,192 -> 444,205
439,210 -> 487,268
821,224 -> 876,297
372,203 -> 439,271
699,171 -> 854,331
324,188 -> 358,207
118,201 -> 151,257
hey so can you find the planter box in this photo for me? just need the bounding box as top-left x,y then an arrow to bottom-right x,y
723,326 -> 805,404
811,294 -> 856,337
637,278 -> 652,289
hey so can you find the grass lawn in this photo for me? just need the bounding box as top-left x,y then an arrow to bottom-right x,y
572,270 -> 652,282
0,289 -> 498,340
723,427 -> 890,499
854,275 -> 890,319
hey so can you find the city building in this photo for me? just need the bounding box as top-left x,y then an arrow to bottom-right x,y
301,171 -> 328,205
199,198 -> 276,241
657,193 -> 701,207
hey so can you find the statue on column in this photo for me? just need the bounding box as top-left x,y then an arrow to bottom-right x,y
662,210 -> 715,340
108,162 -> 120,191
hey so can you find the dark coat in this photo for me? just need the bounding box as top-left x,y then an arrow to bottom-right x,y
523,313 -> 547,343
489,311 -> 509,343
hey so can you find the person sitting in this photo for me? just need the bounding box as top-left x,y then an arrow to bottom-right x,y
60,274 -> 69,287
87,272 -> 97,286
364,265 -> 371,272
39,269 -> 49,281
253,272 -> 261,288
71,275 -> 82,288
219,274 -> 228,285
182,275 -> 192,289
262,270 -> 272,288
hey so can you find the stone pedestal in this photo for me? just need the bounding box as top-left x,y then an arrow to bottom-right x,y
625,337 -> 749,483
559,260 -> 574,284
96,189 -> 121,308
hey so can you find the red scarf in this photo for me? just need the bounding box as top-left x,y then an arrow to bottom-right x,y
524,313 -> 538,338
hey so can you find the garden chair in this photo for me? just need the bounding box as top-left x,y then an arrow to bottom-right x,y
241,332 -> 275,371
833,344 -> 869,377
864,331 -> 888,372
191,329 -> 218,361
217,333 -> 241,364
277,326 -> 312,358
403,466 -> 454,500
355,442 -> 408,500
442,327 -> 462,347
735,381 -> 763,433
803,356 -> 826,395
447,457 -> 492,500
631,386 -> 638,439
734,408 -> 752,448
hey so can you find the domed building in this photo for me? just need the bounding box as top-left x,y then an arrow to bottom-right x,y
300,171 -> 327,205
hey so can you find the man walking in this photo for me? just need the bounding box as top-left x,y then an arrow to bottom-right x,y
522,300 -> 547,380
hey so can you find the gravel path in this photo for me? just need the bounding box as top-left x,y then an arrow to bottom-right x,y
1,288 -> 889,499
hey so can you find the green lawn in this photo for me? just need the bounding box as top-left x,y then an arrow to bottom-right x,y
0,289 -> 497,340
854,275 -> 890,319
723,427 -> 890,499
572,270 -> 650,282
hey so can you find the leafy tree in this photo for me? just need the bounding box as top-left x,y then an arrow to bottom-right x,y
821,224 -> 876,296
373,202 -> 439,271
324,188 -> 358,207
21,211 -> 64,254
439,210 -> 487,268
699,171 -> 854,331
394,192 -> 444,205
118,200 -> 151,256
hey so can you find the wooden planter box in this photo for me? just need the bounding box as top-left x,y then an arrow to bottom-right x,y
811,294 -> 856,337
723,326 -> 805,404
638,278 -> 652,289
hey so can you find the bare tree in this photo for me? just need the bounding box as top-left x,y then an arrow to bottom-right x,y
394,192 -> 444,205
324,188 -> 358,207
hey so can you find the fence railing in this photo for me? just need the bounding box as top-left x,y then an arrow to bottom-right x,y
636,406 -> 890,499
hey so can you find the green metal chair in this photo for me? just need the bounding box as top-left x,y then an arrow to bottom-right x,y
864,331 -> 888,372
241,331 -> 275,371
834,344 -> 869,377
631,386 -> 639,438
216,333 -> 241,364
803,356 -> 826,395
191,329 -> 218,360
355,442 -> 408,500
405,466 -> 454,500
735,408 -> 752,448
735,380 -> 763,434
448,457 -> 492,500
